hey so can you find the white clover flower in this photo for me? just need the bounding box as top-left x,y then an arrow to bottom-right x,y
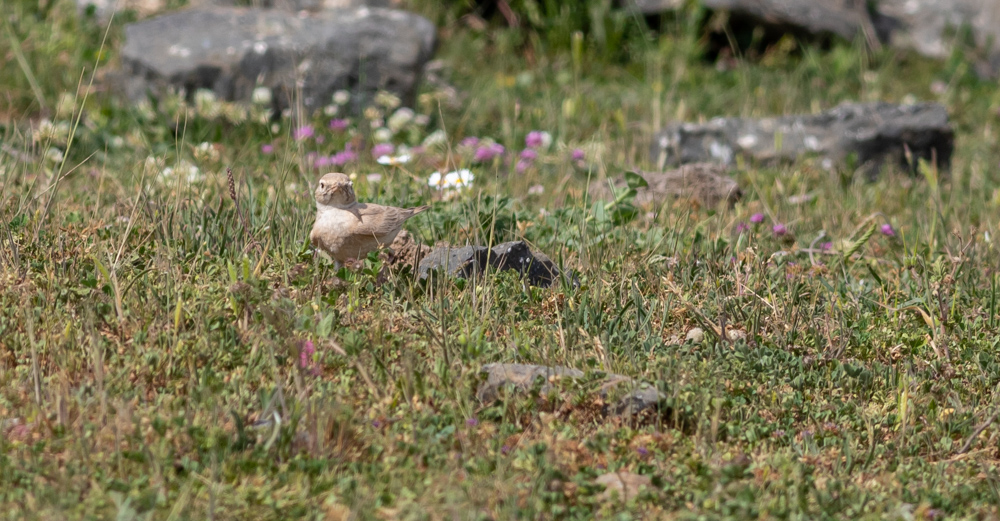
33,119 -> 70,145
332,90 -> 350,105
144,156 -> 165,176
161,160 -> 202,183
251,86 -> 272,105
387,107 -> 415,133
56,92 -> 76,118
135,100 -> 155,121
323,104 -> 338,116
193,142 -> 220,162
270,123 -> 281,134
109,136 -> 124,149
44,147 -> 64,164
428,169 -> 473,191
373,127 -> 393,143
194,89 -> 221,117
413,114 -> 430,127
376,154 -> 411,166
422,129 -> 447,148
374,90 -> 401,110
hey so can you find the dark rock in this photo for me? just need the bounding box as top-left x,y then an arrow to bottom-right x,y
589,163 -> 742,209
417,241 -> 559,287
477,363 -> 665,418
119,6 -> 435,112
652,101 -> 953,174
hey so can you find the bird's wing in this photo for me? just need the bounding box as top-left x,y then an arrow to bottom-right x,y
351,203 -> 422,238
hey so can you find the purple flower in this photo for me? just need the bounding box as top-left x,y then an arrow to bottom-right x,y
315,156 -> 332,167
571,148 -> 585,161
772,429 -> 785,438
474,143 -> 505,162
299,340 -> 315,369
750,213 -> 765,224
525,130 -> 550,149
328,119 -> 349,131
460,137 -> 480,147
501,445 -> 510,455
372,143 -> 394,158
519,148 -> 538,161
735,222 -> 750,233
261,144 -> 274,154
820,242 -> 832,251
636,447 -> 649,457
331,150 -> 357,166
466,418 -> 479,427
881,223 -> 895,237
372,419 -> 382,428
516,159 -> 531,173
294,125 -> 314,141
772,224 -> 787,236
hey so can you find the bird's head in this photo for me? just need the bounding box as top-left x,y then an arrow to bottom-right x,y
314,172 -> 357,207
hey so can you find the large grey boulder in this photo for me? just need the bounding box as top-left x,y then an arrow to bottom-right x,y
876,0 -> 1000,78
628,0 -> 1000,78
120,6 -> 436,111
651,101 -> 953,174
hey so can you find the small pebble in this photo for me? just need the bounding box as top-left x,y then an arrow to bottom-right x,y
685,327 -> 704,343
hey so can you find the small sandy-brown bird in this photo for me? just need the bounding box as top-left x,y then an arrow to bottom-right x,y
310,172 -> 429,266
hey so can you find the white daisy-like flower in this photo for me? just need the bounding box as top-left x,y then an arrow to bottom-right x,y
377,154 -> 411,166
428,169 -> 474,191
193,142 -> 220,162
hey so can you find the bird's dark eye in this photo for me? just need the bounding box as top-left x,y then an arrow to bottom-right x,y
319,182 -> 325,189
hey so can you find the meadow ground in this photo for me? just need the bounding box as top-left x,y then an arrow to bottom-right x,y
2,1 -> 1000,519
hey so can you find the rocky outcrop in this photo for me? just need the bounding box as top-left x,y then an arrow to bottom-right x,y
651,101 -> 953,174
590,163 -> 742,209
119,5 -> 436,112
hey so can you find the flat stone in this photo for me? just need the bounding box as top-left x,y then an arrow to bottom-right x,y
651,101 -> 953,175
477,363 -> 665,418
119,5 -> 436,112
704,0 -> 875,42
417,241 -> 559,287
589,163 -> 742,209
596,472 -> 653,502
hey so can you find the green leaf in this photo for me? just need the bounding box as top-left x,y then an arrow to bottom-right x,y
624,170 -> 648,190
318,313 -> 334,338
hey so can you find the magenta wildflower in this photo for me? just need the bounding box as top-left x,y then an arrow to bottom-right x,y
636,446 -> 649,457
299,340 -> 315,369
460,136 -> 480,147
519,148 -> 538,161
315,156 -> 332,168
820,241 -> 832,251
516,159 -> 531,173
331,150 -> 357,166
466,418 -> 479,427
328,118 -> 349,131
294,125 -> 314,141
525,130 -> 549,149
750,213 -> 765,224
735,222 -> 750,233
772,223 -> 787,236
371,143 -> 394,158
881,223 -> 895,237
261,144 -> 274,154
474,143 -> 505,162
571,148 -> 585,161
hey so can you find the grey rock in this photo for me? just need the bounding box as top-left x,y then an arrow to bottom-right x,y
477,363 -> 665,418
119,6 -> 435,112
703,0 -> 876,43
589,163 -> 742,209
876,0 -> 1000,78
652,101 -> 953,174
418,241 -> 559,287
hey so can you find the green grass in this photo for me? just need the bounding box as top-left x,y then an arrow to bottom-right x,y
3,0 -> 1000,519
